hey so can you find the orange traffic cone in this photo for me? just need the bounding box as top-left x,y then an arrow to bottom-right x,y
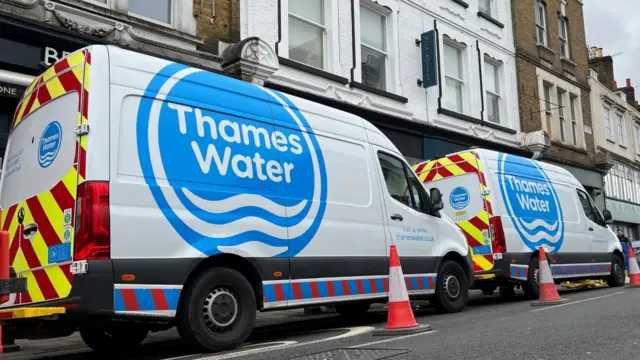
531,247 -> 569,306
626,246 -> 640,288
373,245 -> 431,335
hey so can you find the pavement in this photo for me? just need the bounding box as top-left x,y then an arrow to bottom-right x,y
4,283 -> 639,360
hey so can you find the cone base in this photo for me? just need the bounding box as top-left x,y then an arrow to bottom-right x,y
372,323 -> 432,336
624,283 -> 640,288
531,297 -> 569,306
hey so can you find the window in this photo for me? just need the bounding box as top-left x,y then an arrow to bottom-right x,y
289,0 -> 325,69
577,190 -> 594,222
558,16 -> 569,58
604,162 -> 640,204
604,105 -> 613,140
85,0 -> 172,24
535,1 -> 547,45
484,59 -> 501,124
128,0 -> 171,23
570,95 -> 578,146
636,126 -> 640,153
543,83 -> 552,112
443,39 -> 464,113
617,113 -> 626,145
378,152 -> 429,213
360,5 -> 387,90
479,0 -> 492,16
557,88 -> 566,142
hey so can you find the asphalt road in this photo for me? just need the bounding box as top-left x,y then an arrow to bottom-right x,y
10,286 -> 639,360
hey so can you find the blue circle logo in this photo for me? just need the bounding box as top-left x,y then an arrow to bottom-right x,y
38,121 -> 62,168
498,153 -> 564,252
449,187 -> 470,210
136,63 -> 327,257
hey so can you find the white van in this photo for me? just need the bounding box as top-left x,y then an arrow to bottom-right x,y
0,45 -> 471,352
413,149 -> 625,297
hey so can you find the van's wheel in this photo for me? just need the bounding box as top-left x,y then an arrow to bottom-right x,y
432,260 -> 468,313
80,323 -> 149,353
522,257 -> 540,300
177,267 -> 256,352
607,254 -> 625,287
335,302 -> 370,320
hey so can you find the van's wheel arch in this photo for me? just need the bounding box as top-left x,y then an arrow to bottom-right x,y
79,322 -> 149,353
522,255 -> 540,300
432,259 -> 468,313
177,267 -> 256,352
607,252 -> 625,287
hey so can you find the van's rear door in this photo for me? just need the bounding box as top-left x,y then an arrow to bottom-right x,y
413,151 -> 495,275
0,50 -> 90,305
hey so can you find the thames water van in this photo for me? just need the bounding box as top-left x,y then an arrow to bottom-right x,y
0,45 -> 471,352
413,149 -> 625,298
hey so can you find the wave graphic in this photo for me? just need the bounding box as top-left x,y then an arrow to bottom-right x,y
181,188 -> 308,218
146,68 -> 323,241
39,152 -> 58,162
518,218 -> 559,233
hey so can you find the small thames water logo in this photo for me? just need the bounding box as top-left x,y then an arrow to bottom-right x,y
449,187 -> 470,210
38,121 -> 62,168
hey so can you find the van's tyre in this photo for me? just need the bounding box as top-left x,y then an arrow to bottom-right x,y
80,323 -> 149,353
432,260 -> 468,313
335,302 -> 370,320
177,267 -> 256,352
607,254 -> 625,287
522,257 -> 540,300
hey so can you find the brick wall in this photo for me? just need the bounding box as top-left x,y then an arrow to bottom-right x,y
512,0 -> 596,169
194,0 -> 241,55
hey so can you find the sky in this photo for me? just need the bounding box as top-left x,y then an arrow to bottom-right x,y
584,0 -> 640,88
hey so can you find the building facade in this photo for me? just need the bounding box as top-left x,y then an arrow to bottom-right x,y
0,0 -> 240,158
241,0 -> 529,165
588,48 -> 640,240
512,0 -> 610,208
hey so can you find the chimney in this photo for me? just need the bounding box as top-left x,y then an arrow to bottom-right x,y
589,47 -> 615,91
620,78 -> 637,107
614,80 -> 618,89
589,46 -> 598,58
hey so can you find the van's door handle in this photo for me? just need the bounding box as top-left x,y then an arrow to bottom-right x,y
390,214 -> 403,221
588,227 -> 593,231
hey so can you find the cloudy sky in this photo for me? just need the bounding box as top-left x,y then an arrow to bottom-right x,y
584,0 -> 640,87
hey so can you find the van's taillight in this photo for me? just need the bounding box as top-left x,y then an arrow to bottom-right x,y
489,216 -> 507,254
74,181 -> 110,261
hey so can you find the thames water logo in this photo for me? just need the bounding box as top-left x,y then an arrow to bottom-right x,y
136,63 -> 327,258
498,153 -> 564,252
38,121 -> 62,168
449,187 -> 470,210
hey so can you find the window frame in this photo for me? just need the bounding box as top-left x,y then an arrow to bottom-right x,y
359,2 -> 389,91
616,112 -> 627,146
479,0 -> 493,17
443,36 -> 466,113
83,0 -> 175,27
535,0 -> 547,46
484,56 -> 502,124
558,15 -> 570,58
577,189 -> 606,227
569,94 -> 578,146
377,151 -> 432,215
635,123 -> 640,154
604,104 -> 614,141
287,0 -> 328,70
557,88 -> 566,143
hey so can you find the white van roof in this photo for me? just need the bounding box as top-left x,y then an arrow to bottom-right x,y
102,45 -> 403,156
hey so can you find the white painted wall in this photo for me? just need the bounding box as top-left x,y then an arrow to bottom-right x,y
241,0 -> 521,149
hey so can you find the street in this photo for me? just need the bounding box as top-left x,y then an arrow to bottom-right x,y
7,285 -> 637,360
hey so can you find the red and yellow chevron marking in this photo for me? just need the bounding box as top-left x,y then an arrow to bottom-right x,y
413,151 -> 495,272
1,49 -> 91,305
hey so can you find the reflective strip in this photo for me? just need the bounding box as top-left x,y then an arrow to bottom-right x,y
538,260 -> 554,284
389,267 -> 410,303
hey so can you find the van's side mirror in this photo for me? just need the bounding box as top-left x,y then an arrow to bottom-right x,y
430,188 -> 444,214
602,209 -> 613,224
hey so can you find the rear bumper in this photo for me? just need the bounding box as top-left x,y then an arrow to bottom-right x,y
475,253 -> 533,283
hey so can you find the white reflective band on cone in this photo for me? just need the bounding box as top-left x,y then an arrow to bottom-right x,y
539,260 -> 554,284
389,267 -> 410,303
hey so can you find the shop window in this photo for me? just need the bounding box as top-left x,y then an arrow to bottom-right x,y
289,0 -> 326,69
360,3 -> 389,91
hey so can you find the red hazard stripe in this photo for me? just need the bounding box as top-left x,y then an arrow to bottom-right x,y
355,279 -> 364,295
53,58 -> 71,74
382,277 -> 389,292
341,280 -> 351,295
474,262 -> 483,272
483,254 -> 494,264
20,290 -> 32,304
448,154 -> 477,174
327,281 -> 336,297
427,276 -> 435,289
2,206 -> 16,231
309,282 -> 320,298
16,91 -> 38,127
57,69 -> 81,94
78,146 -> 87,179
59,263 -> 74,285
460,227 -> 483,247
82,88 -> 89,119
417,276 -> 425,290
437,165 -> 454,178
413,163 -> 427,174
424,169 -> 438,182
50,182 -> 75,216
9,229 -> 19,264
274,283 -> 285,302
468,216 -> 489,231
36,84 -> 52,107
85,50 -> 91,64
26,197 -> 62,247
291,283 -> 302,300
120,289 -> 139,311
369,278 -> 378,293
151,289 -> 169,311
484,200 -> 493,215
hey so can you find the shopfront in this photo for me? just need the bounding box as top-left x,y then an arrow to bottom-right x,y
0,14 -> 93,159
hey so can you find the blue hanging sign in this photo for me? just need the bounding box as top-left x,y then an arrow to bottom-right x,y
420,30 -> 438,89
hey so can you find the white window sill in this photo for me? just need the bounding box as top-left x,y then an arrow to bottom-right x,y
606,138 -> 616,144
619,143 -> 628,149
127,12 -> 173,29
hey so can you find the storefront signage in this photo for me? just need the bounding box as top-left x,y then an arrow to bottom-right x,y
0,37 -> 80,73
43,47 -> 73,67
0,81 -> 26,99
420,30 -> 438,89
